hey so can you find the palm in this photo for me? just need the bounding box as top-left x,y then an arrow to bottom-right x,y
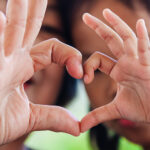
111,55 -> 150,122
0,51 -> 34,143
81,9 -> 150,132
0,0 -> 83,144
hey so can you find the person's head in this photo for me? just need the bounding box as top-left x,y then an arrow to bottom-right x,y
70,0 -> 150,149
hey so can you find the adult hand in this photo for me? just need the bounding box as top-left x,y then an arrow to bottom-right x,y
0,0 -> 83,145
81,9 -> 150,132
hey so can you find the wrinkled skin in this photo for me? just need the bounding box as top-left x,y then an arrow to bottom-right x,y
0,0 -> 83,145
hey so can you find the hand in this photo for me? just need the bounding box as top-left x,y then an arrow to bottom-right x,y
81,9 -> 150,132
0,0 -> 83,145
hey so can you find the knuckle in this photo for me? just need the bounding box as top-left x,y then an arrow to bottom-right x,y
48,38 -> 59,51
93,23 -> 99,31
83,61 -> 89,69
92,51 -> 101,58
101,33 -> 113,42
139,48 -> 146,53
84,59 -> 93,70
74,50 -> 82,59
122,34 -> 130,41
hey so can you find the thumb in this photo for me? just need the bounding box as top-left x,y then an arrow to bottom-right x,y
80,102 -> 121,132
27,103 -> 80,136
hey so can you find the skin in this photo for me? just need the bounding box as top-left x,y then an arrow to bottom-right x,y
0,0 -> 84,147
0,0 -> 66,149
71,0 -> 150,149
2,0 -> 150,150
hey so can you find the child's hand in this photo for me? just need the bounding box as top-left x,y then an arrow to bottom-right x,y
81,9 -> 150,132
0,0 -> 83,145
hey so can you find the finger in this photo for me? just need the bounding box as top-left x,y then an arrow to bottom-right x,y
27,103 -> 80,136
4,0 -> 28,56
0,12 -> 6,53
82,13 -> 124,59
23,0 -> 47,48
81,102 -> 121,132
136,19 -> 150,65
84,51 -> 116,84
103,9 -> 137,57
30,38 -> 83,79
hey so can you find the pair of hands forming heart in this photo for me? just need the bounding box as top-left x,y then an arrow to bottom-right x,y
1,0 -> 150,145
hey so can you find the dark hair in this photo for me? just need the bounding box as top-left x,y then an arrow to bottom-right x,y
54,0 -> 150,150
118,0 -> 150,12
55,70 -> 77,106
90,124 -> 120,150
55,0 -> 94,45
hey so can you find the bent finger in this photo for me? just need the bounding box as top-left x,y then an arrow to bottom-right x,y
84,51 -> 116,84
27,103 -> 80,136
30,38 -> 83,79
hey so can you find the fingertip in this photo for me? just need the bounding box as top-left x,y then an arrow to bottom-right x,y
82,13 -> 95,25
136,19 -> 147,38
136,19 -> 144,28
84,74 -> 89,84
66,116 -> 80,136
72,121 -> 80,136
103,8 -> 115,23
82,13 -> 89,21
61,110 -> 80,136
103,8 -> 111,16
84,74 -> 92,84
84,63 -> 95,84
66,57 -> 83,79
136,19 -> 142,33
82,13 -> 90,25
103,8 -> 111,13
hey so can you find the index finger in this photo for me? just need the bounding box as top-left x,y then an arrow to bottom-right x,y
30,38 -> 83,79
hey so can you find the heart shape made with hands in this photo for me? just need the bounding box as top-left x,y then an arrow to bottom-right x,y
1,0 -> 150,145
